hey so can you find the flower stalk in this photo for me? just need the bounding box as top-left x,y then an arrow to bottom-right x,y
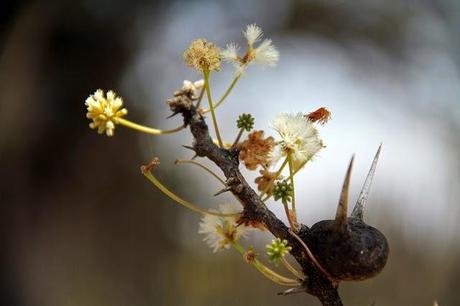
117,118 -> 185,135
141,164 -> 239,217
203,70 -> 224,148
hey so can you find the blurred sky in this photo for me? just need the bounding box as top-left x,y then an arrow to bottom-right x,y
2,0 -> 460,305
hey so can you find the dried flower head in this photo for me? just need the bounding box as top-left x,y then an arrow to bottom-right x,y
183,39 -> 221,72
199,203 -> 250,253
306,107 -> 331,125
85,89 -> 128,136
237,113 -> 255,131
222,24 -> 279,76
239,130 -> 275,170
271,113 -> 324,170
244,249 -> 257,263
181,79 -> 205,96
273,180 -> 294,204
254,169 -> 279,196
266,238 -> 292,263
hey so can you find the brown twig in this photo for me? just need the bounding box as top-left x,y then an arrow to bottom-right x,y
168,97 -> 343,306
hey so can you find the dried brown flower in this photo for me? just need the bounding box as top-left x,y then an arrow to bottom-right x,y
243,250 -> 256,263
305,107 -> 331,125
239,130 -> 274,171
254,169 -> 278,196
183,39 -> 221,72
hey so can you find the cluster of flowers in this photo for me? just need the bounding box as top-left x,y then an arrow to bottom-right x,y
83,24 -> 330,287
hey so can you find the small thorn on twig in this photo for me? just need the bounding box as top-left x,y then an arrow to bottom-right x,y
167,112 -> 180,119
277,286 -> 305,296
182,145 -> 196,152
191,154 -> 198,160
214,186 -> 232,196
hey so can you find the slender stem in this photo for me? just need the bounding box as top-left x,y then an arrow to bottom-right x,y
231,128 -> 244,148
288,229 -> 338,287
282,257 -> 304,279
141,170 -> 239,217
232,242 -> 301,286
283,202 -> 296,230
260,157 -> 289,198
175,159 -> 225,186
117,118 -> 184,135
287,153 -> 298,229
195,86 -> 205,108
203,70 -> 223,148
203,75 -> 241,113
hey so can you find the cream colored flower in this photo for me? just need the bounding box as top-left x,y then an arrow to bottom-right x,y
221,24 -> 279,76
183,39 -> 221,72
182,79 -> 205,95
198,203 -> 250,253
85,89 -> 127,136
271,113 -> 324,170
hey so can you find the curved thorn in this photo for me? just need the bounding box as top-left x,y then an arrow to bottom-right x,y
335,155 -> 354,231
351,144 -> 382,220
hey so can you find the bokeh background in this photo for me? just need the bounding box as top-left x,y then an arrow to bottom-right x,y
1,0 -> 460,305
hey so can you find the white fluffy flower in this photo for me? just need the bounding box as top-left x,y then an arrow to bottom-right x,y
271,113 -> 324,170
244,24 -> 263,46
198,203 -> 250,253
221,24 -> 279,76
85,89 -> 127,136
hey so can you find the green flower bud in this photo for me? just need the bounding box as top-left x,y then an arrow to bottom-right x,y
273,180 -> 293,204
266,238 -> 292,263
237,113 -> 255,132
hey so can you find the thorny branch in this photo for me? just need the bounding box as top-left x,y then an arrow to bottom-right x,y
170,95 -> 343,306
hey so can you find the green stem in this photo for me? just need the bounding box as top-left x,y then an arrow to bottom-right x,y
141,170 -> 238,217
204,75 -> 241,112
117,118 -> 184,135
203,70 -> 223,148
232,242 -> 301,286
287,153 -> 297,217
231,128 -> 244,148
260,157 -> 289,198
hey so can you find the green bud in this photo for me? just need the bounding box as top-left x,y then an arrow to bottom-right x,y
266,238 -> 292,263
237,113 -> 255,132
273,180 -> 293,204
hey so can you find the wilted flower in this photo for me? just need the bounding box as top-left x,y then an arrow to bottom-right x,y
266,238 -> 292,263
239,130 -> 275,170
254,169 -> 279,196
183,39 -> 221,72
181,79 -> 205,96
306,107 -> 331,125
221,24 -> 279,76
271,113 -> 324,170
199,203 -> 250,252
85,89 -> 127,136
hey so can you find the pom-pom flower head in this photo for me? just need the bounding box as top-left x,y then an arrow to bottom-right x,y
183,39 -> 221,72
221,24 -> 279,76
271,113 -> 324,170
199,203 -> 251,253
85,89 -> 128,136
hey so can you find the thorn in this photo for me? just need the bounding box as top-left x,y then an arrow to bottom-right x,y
182,145 -> 196,152
351,144 -> 382,220
277,286 -> 305,296
191,154 -> 198,160
335,155 -> 354,232
214,186 -> 232,196
167,112 -> 179,119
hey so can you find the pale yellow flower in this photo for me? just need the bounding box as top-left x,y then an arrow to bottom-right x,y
183,39 -> 221,72
85,89 -> 127,136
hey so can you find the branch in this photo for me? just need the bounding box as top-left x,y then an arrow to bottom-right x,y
168,95 -> 343,306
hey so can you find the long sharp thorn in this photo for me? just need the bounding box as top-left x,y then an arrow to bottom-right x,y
277,286 -> 305,296
167,112 -> 179,119
214,186 -> 232,196
335,155 -> 354,231
351,144 -> 382,220
191,154 -> 198,160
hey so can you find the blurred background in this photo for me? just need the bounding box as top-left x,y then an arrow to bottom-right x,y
1,0 -> 459,305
